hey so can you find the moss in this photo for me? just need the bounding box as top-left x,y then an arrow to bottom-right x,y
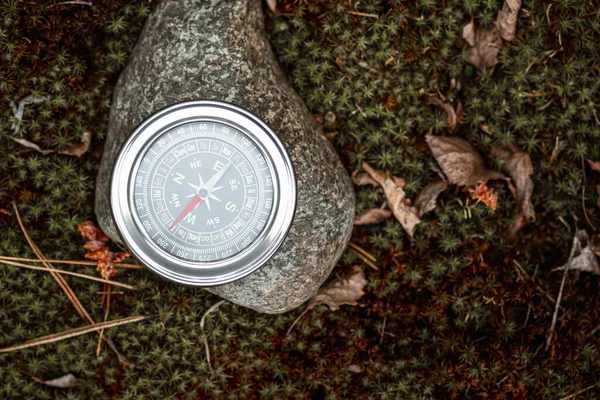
1,0 -> 600,398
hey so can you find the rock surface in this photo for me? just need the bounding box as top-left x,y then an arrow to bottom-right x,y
95,0 -> 355,313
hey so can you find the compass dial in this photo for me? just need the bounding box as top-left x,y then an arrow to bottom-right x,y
133,121 -> 274,262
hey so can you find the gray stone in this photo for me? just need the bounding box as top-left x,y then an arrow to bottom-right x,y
95,0 -> 355,313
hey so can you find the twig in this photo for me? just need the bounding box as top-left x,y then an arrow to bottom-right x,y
286,308 -> 309,336
347,10 -> 379,18
546,235 -> 579,351
0,258 -> 135,289
581,156 -> 597,231
560,385 -> 596,400
513,260 -> 556,303
0,315 -> 150,353
49,1 -> 93,7
201,300 -> 225,377
0,255 -> 140,269
96,285 -> 111,356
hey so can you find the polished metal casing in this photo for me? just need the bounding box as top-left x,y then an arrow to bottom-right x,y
110,100 -> 296,286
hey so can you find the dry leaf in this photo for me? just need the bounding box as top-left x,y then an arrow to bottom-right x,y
587,159 -> 600,172
78,221 -> 129,280
354,207 -> 392,225
10,94 -> 51,134
425,134 -> 507,186
491,145 -> 535,231
424,96 -> 457,132
325,131 -> 338,141
348,364 -> 362,373
554,230 -> 600,274
307,266 -> 367,311
467,182 -> 498,210
496,0 -> 522,41
10,136 -> 54,155
414,180 -> 448,216
351,170 -> 379,187
597,185 -> 600,208
32,373 -> 79,388
266,0 -> 277,13
462,20 -> 501,69
59,131 -> 91,157
362,162 -> 421,237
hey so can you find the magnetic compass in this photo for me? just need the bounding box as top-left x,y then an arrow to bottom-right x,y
110,100 -> 296,286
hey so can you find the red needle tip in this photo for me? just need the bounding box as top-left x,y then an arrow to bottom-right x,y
169,194 -> 202,230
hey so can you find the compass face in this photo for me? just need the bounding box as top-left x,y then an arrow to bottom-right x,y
111,100 -> 296,286
133,121 -> 274,262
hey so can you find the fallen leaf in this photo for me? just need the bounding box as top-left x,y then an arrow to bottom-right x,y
587,159 -> 600,172
59,131 -> 91,157
467,182 -> 498,210
78,221 -> 129,280
496,0 -> 522,41
491,145 -> 535,232
425,134 -> 507,186
354,207 -> 392,225
591,234 -> 600,257
0,208 -> 10,216
10,136 -> 54,155
266,0 -> 277,13
348,364 -> 362,373
462,20 -> 501,69
32,373 -> 79,388
307,266 -> 367,311
554,230 -> 600,274
351,170 -> 379,187
325,131 -> 338,141
10,94 -> 51,134
414,180 -> 448,216
424,96 -> 457,132
362,162 -> 421,237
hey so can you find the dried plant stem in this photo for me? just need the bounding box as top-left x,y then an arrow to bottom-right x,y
201,300 -> 225,377
0,315 -> 149,353
581,156 -> 597,231
0,258 -> 135,289
513,260 -> 556,303
560,385 -> 595,400
347,10 -> 378,18
546,237 -> 578,351
96,285 -> 112,356
49,1 -> 93,7
348,243 -> 378,271
348,242 -> 376,262
286,308 -> 309,336
0,255 -> 140,269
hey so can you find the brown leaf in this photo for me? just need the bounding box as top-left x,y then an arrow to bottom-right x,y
59,131 -> 91,157
78,221 -> 128,280
354,207 -> 392,225
462,20 -> 501,69
425,134 -> 507,186
362,162 -> 421,237
491,145 -> 535,231
587,159 -> 600,172
78,221 -> 110,242
325,131 -> 338,141
10,136 -> 54,155
554,230 -> 600,274
496,0 -> 522,41
351,170 -> 379,187
32,373 -> 79,388
348,364 -> 362,373
467,182 -> 498,210
424,96 -> 457,132
414,180 -> 448,216
307,266 -> 367,311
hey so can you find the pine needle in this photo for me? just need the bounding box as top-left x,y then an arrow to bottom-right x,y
0,315 -> 150,353
0,255 -> 140,269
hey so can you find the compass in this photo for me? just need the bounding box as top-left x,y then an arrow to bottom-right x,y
110,100 -> 296,286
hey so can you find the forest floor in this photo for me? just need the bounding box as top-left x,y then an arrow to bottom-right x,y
1,0 -> 600,399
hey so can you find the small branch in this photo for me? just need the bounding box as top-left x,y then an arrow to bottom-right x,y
201,300 -> 225,377
560,385 -> 595,400
0,259 -> 135,290
0,255 -> 140,269
0,315 -> 150,353
546,236 -> 579,351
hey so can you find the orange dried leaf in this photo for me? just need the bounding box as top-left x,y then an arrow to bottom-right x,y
467,182 -> 498,210
78,221 -> 109,242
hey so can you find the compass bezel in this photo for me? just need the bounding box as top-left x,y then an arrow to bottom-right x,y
110,100 -> 296,286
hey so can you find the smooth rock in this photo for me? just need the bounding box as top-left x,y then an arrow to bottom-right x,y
95,0 -> 355,313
